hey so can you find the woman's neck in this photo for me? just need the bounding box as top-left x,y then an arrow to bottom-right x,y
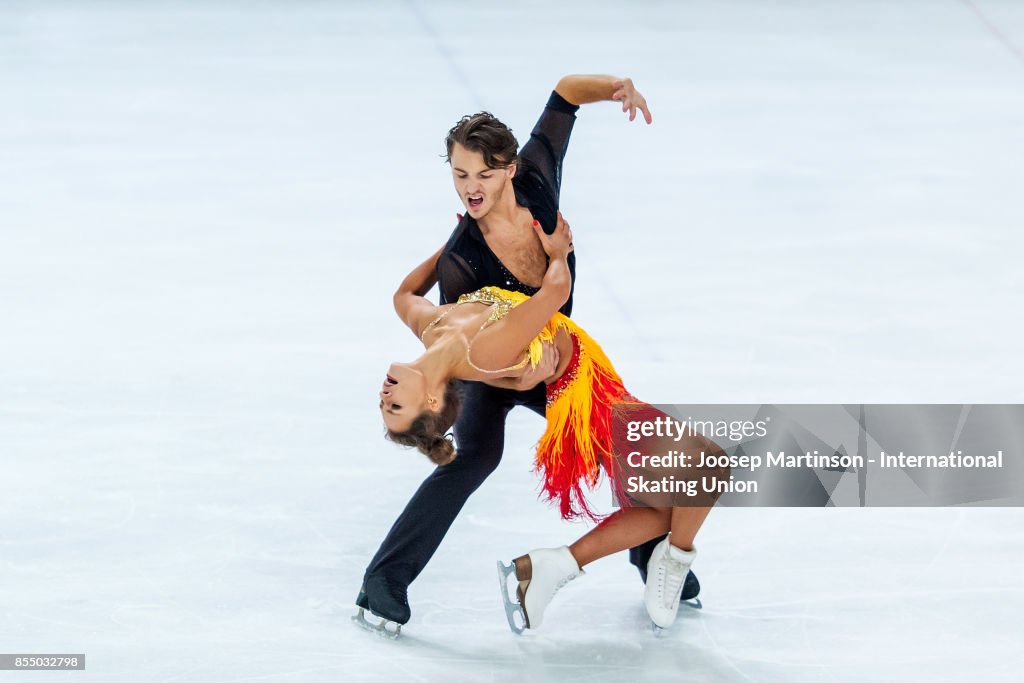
412,329 -> 466,384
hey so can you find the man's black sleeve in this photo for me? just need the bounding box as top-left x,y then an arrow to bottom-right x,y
518,91 -> 580,204
436,250 -> 478,306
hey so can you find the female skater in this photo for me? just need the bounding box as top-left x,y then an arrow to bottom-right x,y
379,213 -> 726,631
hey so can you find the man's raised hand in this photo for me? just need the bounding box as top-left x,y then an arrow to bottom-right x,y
611,78 -> 653,124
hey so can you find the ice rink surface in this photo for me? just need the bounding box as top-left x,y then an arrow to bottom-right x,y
2,1 -> 1024,681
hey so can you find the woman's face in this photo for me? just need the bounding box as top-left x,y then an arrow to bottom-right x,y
449,143 -> 515,220
379,363 -> 431,432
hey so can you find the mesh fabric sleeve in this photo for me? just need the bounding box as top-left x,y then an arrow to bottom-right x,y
518,90 -> 580,203
436,250 -> 479,305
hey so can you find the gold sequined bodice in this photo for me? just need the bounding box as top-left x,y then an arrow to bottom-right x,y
419,287 -> 535,374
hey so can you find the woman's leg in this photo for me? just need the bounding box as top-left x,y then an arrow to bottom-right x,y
669,506 -> 713,551
568,506 -> 713,568
569,508 -> 670,567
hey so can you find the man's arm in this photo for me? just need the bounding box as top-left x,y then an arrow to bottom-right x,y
393,246 -> 444,336
517,74 -> 652,233
555,74 -> 653,124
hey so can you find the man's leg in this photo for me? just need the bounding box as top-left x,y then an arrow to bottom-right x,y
358,381 -> 518,623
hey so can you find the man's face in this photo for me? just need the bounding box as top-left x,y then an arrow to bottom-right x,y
449,143 -> 515,220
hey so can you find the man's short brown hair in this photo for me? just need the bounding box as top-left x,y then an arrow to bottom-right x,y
444,112 -> 519,169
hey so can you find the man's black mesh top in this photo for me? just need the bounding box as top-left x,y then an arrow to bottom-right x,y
436,91 -> 579,317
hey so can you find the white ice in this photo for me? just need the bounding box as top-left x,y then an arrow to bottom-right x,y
2,1 -> 1023,681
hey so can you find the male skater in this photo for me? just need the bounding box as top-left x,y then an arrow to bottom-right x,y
357,74 -> 698,633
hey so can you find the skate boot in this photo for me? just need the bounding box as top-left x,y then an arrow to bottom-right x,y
352,574 -> 410,639
497,546 -> 582,632
632,538 -> 701,607
644,536 -> 697,630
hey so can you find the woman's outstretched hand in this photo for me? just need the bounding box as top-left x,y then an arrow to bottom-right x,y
533,211 -> 574,260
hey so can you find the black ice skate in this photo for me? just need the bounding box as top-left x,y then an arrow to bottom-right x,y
352,575 -> 410,639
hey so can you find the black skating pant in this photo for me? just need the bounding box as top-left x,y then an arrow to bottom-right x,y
361,380 -> 665,594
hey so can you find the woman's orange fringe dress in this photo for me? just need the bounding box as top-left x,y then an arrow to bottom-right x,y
456,287 -> 642,521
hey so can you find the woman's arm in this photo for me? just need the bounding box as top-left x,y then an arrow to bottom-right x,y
555,74 -> 653,124
466,215 -> 574,372
480,341 -> 561,390
393,245 -> 444,336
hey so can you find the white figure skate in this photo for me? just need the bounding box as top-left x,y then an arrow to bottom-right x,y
644,536 -> 697,632
497,546 -> 582,633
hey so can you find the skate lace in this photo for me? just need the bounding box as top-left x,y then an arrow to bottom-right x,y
660,557 -> 687,608
554,572 -> 578,593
